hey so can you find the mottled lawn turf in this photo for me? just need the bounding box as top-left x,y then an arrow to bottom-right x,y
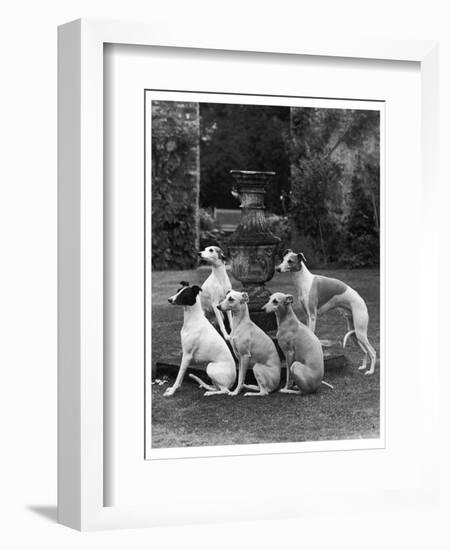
151,268 -> 380,448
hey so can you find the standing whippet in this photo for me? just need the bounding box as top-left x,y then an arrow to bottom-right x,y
198,246 -> 233,340
217,290 -> 281,396
263,293 -> 332,394
276,250 -> 376,375
164,282 -> 236,397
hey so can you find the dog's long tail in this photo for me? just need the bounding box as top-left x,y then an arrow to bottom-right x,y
189,373 -> 216,391
342,329 -> 356,349
321,380 -> 334,389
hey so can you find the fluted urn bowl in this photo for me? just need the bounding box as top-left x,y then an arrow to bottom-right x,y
227,170 -> 281,331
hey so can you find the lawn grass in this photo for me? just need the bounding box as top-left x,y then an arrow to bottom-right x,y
151,267 -> 380,448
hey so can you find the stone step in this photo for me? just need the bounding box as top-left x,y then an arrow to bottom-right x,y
153,343 -> 346,382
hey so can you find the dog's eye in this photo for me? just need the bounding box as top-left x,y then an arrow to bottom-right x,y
228,297 -> 234,302
272,299 -> 278,304
287,260 -> 293,264
209,248 -> 213,252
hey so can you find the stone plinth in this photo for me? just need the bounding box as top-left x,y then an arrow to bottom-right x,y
227,170 -> 281,331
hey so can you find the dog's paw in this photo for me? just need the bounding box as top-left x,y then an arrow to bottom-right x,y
364,369 -> 374,376
163,386 -> 176,397
228,389 -> 240,396
278,387 -> 291,394
358,364 -> 367,371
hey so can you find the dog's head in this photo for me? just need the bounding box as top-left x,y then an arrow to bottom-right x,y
275,249 -> 306,273
217,289 -> 249,312
262,292 -> 294,313
198,245 -> 227,265
168,281 -> 202,306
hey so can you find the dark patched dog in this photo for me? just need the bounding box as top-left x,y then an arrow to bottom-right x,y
164,282 -> 236,396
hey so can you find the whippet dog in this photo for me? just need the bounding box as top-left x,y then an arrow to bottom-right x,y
217,290 -> 281,396
164,282 -> 236,397
263,293 -> 333,394
276,250 -> 376,375
198,246 -> 233,340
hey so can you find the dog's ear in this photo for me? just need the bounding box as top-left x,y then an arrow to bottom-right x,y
217,247 -> 227,261
240,292 -> 249,303
284,294 -> 294,304
191,285 -> 202,296
282,248 -> 293,258
179,280 -> 190,287
297,252 -> 306,264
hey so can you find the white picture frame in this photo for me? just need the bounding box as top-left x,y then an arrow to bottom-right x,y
58,18 -> 439,530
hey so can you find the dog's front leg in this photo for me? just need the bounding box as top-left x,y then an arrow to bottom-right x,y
213,305 -> 230,340
279,350 -> 295,393
164,353 -> 192,397
301,299 -> 314,332
308,309 -> 317,332
229,354 -> 250,396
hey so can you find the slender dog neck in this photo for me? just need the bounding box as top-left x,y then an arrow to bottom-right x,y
275,303 -> 298,327
182,297 -> 204,323
210,261 -> 229,283
292,262 -> 313,288
231,304 -> 251,331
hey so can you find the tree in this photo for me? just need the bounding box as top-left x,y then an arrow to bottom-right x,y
289,108 -> 380,266
342,157 -> 380,267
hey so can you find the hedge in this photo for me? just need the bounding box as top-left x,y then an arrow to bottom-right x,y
151,101 -> 200,270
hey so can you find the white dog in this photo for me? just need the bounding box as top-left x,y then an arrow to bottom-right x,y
164,282 -> 236,397
217,290 -> 281,396
276,250 -> 376,375
263,292 -> 332,394
198,246 -> 233,340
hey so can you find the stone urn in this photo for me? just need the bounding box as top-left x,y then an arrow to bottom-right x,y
227,170 -> 281,331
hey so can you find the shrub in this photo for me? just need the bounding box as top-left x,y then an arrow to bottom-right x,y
341,160 -> 380,267
265,213 -> 292,256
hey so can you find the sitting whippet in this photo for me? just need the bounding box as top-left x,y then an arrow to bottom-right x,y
198,246 -> 233,340
263,293 -> 333,394
276,250 -> 376,375
164,282 -> 236,397
217,290 -> 281,396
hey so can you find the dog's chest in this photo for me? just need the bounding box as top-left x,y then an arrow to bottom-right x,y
201,273 -> 231,306
230,327 -> 252,357
294,273 -> 313,304
277,326 -> 298,354
181,321 -> 204,348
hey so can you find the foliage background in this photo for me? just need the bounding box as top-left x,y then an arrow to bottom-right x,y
151,101 -> 200,270
151,101 -> 380,269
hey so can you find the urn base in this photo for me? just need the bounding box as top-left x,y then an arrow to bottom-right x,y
242,283 -> 277,332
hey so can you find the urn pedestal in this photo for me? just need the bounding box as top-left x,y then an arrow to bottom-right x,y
227,170 -> 281,332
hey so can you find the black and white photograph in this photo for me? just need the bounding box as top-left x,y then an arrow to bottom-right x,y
2,0 -> 445,542
146,92 -> 383,456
